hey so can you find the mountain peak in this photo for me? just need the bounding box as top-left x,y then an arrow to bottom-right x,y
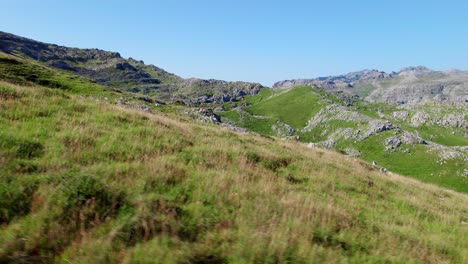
398,66 -> 434,76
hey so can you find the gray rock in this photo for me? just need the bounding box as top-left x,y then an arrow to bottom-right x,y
343,148 -> 361,157
136,105 -> 152,112
392,111 -> 409,121
411,111 -> 431,127
197,108 -> 221,123
400,131 -> 425,145
441,114 -> 466,128
271,121 -> 295,137
317,139 -> 336,148
385,136 -> 401,150
361,120 -> 397,140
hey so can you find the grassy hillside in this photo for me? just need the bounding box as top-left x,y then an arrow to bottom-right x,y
221,86 -> 468,193
245,86 -> 324,129
0,52 -> 108,96
1,81 -> 468,263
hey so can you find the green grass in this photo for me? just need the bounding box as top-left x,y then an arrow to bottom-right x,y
246,86 -> 324,129
411,124 -> 467,147
0,52 -> 110,96
221,109 -> 278,135
220,83 -> 467,193
345,131 -> 468,193
1,81 -> 467,263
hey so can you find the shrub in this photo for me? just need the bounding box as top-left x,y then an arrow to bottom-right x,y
0,176 -> 36,224
16,141 -> 44,159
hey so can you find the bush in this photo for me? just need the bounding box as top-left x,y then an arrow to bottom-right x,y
0,176 -> 36,224
16,141 -> 44,159
54,174 -> 126,227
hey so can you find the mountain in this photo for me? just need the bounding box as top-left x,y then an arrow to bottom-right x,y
273,67 -> 468,105
1,31 -> 468,263
0,31 -> 263,106
1,79 -> 467,263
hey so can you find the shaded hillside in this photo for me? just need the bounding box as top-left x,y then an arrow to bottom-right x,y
0,80 -> 467,263
0,31 -> 263,105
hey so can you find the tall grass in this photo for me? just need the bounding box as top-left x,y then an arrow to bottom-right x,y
0,81 -> 467,263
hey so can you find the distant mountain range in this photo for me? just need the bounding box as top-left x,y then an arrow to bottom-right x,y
2,31 -> 467,107
274,67 -> 468,105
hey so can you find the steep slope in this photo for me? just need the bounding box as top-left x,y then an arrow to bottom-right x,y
273,67 -> 468,105
0,31 -> 263,105
1,80 -> 467,263
220,85 -> 467,193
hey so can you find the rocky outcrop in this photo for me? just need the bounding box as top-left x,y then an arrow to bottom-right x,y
271,121 -> 295,137
0,31 -> 263,106
411,111 -> 431,127
392,111 -> 409,121
183,108 -> 221,124
360,120 -> 398,140
385,136 -> 402,150
302,104 -> 372,132
273,69 -> 391,90
441,114 -> 466,128
398,66 -> 435,77
400,131 -> 426,145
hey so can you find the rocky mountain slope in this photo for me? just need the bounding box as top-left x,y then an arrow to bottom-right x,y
220,85 -> 467,192
1,79 -> 467,263
273,67 -> 468,105
1,31 -> 466,193
0,31 -> 263,106
0,31 -> 467,263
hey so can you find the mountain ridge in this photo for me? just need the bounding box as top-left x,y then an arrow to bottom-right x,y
273,67 -> 468,105
0,31 -> 264,106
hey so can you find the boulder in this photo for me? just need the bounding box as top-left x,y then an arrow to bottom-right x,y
385,136 -> 401,150
441,114 -> 466,128
411,111 -> 430,127
392,111 -> 409,121
360,120 -> 397,140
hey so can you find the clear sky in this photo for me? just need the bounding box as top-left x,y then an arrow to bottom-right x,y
2,0 -> 468,86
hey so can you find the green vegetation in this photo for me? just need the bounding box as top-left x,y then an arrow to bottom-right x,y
342,131 -> 468,193
1,81 -> 467,263
221,109 -> 278,135
246,86 -> 324,129
220,84 -> 467,193
0,53 -> 108,96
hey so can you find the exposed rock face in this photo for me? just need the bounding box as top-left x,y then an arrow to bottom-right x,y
343,147 -> 361,157
271,121 -> 295,137
184,108 -> 221,124
360,120 -> 397,140
411,111 -> 431,127
400,131 -> 426,145
441,114 -> 466,128
178,79 -> 263,105
273,69 -> 391,90
398,66 -> 435,77
392,111 -> 409,121
273,66 -> 468,106
302,104 -> 372,133
317,139 -> 336,148
385,136 -> 402,150
0,31 -> 263,106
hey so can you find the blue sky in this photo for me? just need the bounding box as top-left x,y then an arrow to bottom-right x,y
2,0 -> 468,86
